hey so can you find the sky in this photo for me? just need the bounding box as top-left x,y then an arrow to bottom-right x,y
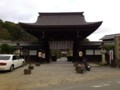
0,0 -> 120,41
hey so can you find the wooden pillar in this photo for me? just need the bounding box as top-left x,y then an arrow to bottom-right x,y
40,31 -> 50,63
44,40 -> 50,63
73,38 -> 79,62
41,37 -> 50,63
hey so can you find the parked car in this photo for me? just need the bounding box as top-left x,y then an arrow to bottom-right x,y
0,54 -> 25,72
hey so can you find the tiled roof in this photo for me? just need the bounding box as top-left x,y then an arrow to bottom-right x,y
100,33 -> 120,40
19,12 -> 102,40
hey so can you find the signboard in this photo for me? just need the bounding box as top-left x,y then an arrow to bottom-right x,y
79,51 -> 83,57
38,52 -> 42,57
42,53 -> 45,58
109,50 -> 114,64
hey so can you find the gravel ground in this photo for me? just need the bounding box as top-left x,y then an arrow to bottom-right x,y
0,58 -> 120,90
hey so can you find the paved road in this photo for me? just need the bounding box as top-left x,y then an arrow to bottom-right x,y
1,57 -> 120,90
30,78 -> 120,90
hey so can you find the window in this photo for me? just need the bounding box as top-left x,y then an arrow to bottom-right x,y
95,50 -> 101,55
86,50 -> 94,55
0,56 -> 10,60
13,56 -> 17,60
29,50 -> 37,55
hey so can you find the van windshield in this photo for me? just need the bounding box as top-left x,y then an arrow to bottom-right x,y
0,56 -> 10,60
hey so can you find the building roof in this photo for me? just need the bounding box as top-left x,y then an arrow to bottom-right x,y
100,33 -> 120,41
19,12 -> 102,40
20,12 -> 102,26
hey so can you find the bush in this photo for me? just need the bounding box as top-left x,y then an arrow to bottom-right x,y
0,44 -> 15,54
105,45 -> 115,51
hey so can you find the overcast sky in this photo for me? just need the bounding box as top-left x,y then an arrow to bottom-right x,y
0,0 -> 120,41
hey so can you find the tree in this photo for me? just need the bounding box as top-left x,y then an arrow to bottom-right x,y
0,29 -> 10,40
2,21 -> 24,40
84,38 -> 90,42
0,19 -> 3,27
0,44 -> 15,54
0,19 -> 38,41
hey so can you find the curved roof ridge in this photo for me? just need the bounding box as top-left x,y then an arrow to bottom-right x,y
38,12 -> 84,15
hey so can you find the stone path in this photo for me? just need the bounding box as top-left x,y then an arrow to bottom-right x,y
0,57 -> 120,90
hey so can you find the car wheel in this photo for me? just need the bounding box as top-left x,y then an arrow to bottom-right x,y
9,65 -> 14,72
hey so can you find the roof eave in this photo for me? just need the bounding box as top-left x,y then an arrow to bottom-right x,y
19,21 -> 102,29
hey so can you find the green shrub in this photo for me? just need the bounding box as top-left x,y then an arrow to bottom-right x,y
105,44 -> 115,51
0,44 -> 15,54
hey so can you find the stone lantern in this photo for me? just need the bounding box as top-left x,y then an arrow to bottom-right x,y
100,42 -> 107,65
15,43 -> 21,57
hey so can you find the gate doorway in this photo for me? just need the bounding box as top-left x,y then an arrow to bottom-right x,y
50,41 -> 73,62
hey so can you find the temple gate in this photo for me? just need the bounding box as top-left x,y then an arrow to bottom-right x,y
19,12 -> 102,63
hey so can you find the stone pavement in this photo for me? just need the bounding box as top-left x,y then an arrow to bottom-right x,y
0,57 -> 120,90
